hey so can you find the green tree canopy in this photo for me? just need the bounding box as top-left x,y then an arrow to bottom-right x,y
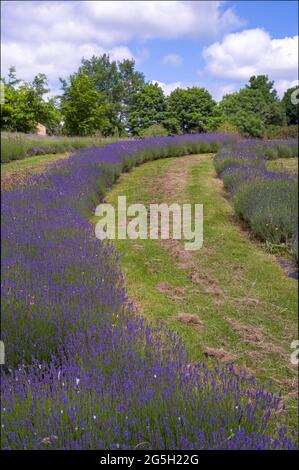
60,72 -> 109,136
167,87 -> 218,133
219,75 -> 287,137
77,55 -> 145,135
1,68 -> 61,134
127,83 -> 173,136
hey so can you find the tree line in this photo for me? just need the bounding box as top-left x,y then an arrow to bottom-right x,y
1,55 -> 298,138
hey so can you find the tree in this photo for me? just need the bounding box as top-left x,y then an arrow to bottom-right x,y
1,69 -> 61,134
7,66 -> 21,88
78,55 -> 145,135
32,73 -> 49,98
167,87 -> 218,133
219,75 -> 286,137
127,83 -> 172,136
118,59 -> 145,114
246,75 -> 278,103
60,72 -> 108,136
282,86 -> 299,125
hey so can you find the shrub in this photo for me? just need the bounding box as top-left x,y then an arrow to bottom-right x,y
215,138 -> 298,260
265,140 -> 298,159
217,121 -> 240,135
266,125 -> 299,140
141,124 -> 169,138
234,177 -> 297,244
265,147 -> 279,160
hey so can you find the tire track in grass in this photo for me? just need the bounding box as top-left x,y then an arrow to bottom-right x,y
104,154 -> 298,426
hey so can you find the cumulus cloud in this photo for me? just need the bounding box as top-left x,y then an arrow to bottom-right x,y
1,1 -> 243,87
1,42 -> 135,83
203,28 -> 298,93
161,53 -> 183,66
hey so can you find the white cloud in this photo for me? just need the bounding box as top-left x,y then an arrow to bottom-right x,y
151,80 -> 183,96
275,79 -> 299,97
1,1 -> 243,89
1,42 -> 135,84
83,1 -> 243,44
151,78 -> 237,100
161,53 -> 183,66
203,28 -> 298,95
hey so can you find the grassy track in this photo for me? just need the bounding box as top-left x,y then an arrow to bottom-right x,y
1,152 -> 70,189
103,154 -> 298,424
267,157 -> 298,174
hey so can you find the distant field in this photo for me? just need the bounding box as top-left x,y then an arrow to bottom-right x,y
1,132 -> 125,164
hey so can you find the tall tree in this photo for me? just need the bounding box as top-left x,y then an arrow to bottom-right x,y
7,66 -> 21,88
1,68 -> 61,134
118,59 -> 145,123
167,87 -> 218,133
32,73 -> 49,98
78,55 -> 145,134
219,75 -> 286,137
60,72 -> 108,136
127,83 -> 171,136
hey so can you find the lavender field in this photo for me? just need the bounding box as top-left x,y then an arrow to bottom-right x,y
1,133 -> 298,450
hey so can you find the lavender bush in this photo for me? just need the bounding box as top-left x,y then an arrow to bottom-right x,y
264,139 -> 298,160
1,134 -> 296,449
215,139 -> 298,254
0,132 -> 126,163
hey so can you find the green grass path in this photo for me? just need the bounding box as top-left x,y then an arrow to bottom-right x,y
103,154 -> 297,422
1,152 -> 70,189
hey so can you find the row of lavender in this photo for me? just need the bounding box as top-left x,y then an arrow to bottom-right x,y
1,134 -> 296,449
214,139 -> 298,261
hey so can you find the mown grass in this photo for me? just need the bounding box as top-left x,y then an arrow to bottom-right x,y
267,157 -> 298,175
1,152 -> 70,170
1,152 -> 71,189
102,154 -> 298,427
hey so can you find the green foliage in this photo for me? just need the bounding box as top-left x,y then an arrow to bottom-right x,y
1,69 -> 61,134
127,83 -> 172,136
2,62 -> 297,141
216,121 -> 240,135
1,133 -> 31,163
167,87 -> 217,133
282,86 -> 299,125
140,124 -> 169,138
78,55 -> 145,135
61,72 -> 109,136
219,75 -> 287,137
265,125 -> 298,139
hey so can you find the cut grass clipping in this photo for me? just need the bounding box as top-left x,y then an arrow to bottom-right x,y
103,154 -> 298,428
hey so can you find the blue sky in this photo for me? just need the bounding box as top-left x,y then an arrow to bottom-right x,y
1,1 -> 298,100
